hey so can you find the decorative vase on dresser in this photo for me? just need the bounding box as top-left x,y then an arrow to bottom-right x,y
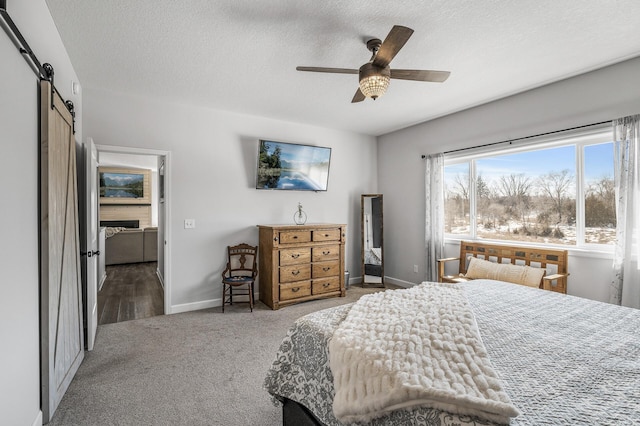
257,223 -> 346,310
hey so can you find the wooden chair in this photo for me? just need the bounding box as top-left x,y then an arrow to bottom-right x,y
437,240 -> 569,293
221,243 -> 258,312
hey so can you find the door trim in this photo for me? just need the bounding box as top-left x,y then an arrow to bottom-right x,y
95,144 -> 172,314
85,137 -> 99,350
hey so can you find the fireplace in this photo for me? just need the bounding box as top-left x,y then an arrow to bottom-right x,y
100,220 -> 140,228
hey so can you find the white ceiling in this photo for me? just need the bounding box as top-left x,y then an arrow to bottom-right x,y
45,0 -> 640,136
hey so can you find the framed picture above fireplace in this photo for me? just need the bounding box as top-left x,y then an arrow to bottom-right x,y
99,167 -> 151,205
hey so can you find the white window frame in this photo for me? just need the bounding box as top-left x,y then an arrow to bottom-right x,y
443,124 -> 614,253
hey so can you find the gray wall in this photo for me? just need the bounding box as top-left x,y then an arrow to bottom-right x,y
0,1 -> 82,423
3,2 -> 638,422
378,56 -> 640,302
82,87 -> 378,312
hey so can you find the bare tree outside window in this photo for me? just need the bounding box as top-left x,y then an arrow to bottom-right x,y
495,173 -> 534,230
584,143 -> 616,244
474,146 -> 578,244
444,141 -> 615,246
537,169 -> 574,238
444,164 -> 470,235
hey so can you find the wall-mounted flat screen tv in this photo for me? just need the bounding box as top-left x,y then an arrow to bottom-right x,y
256,140 -> 331,191
100,172 -> 144,198
98,167 -> 151,205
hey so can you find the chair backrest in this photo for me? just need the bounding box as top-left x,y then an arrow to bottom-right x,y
226,243 -> 258,278
458,240 -> 568,278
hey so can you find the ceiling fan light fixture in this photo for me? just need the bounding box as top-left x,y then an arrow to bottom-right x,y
296,26 -> 451,103
359,63 -> 391,100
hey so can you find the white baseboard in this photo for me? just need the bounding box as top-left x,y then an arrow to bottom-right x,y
156,269 -> 164,289
32,411 -> 42,426
170,292 -> 258,314
170,278 -> 419,314
170,299 -> 219,314
352,275 -> 417,288
383,276 -> 418,288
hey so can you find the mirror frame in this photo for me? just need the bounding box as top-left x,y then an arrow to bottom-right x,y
361,194 -> 384,288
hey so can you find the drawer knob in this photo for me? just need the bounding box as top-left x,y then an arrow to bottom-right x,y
323,282 -> 330,287
323,250 -> 330,255
291,270 -> 300,276
322,267 -> 331,272
293,235 -> 298,239
324,234 -> 329,237
291,287 -> 300,293
291,254 -> 300,259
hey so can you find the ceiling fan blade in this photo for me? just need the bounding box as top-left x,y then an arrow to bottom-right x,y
351,88 -> 365,103
372,25 -> 414,68
390,69 -> 451,82
296,66 -> 358,75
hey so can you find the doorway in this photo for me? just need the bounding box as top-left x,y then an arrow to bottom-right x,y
93,145 -> 171,324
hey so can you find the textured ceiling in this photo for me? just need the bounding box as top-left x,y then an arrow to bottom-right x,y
45,0 -> 640,136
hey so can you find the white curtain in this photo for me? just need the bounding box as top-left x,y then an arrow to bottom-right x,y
425,153 -> 445,282
610,114 -> 640,308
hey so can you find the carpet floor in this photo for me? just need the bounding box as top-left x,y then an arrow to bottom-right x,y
49,285 -> 394,426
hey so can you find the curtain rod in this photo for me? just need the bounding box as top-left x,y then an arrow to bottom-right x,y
421,120 -> 610,159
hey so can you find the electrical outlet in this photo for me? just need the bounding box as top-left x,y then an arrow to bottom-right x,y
413,265 -> 419,273
184,219 -> 196,229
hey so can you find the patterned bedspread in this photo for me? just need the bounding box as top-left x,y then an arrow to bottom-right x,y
264,280 -> 640,425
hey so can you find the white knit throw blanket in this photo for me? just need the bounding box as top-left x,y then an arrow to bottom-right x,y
329,283 -> 519,424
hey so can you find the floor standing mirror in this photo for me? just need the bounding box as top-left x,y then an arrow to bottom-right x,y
361,194 -> 384,288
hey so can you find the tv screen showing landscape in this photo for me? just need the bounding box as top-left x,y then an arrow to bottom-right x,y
256,140 -> 331,191
99,172 -> 144,198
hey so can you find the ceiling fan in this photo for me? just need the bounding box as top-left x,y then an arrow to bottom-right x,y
296,25 -> 451,103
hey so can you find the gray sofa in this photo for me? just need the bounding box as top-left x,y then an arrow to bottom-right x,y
143,227 -> 158,262
105,227 -> 158,265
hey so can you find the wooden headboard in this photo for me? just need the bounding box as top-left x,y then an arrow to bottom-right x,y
438,240 -> 569,293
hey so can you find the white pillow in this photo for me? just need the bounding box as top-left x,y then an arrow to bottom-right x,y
465,257 -> 545,287
464,257 -> 500,280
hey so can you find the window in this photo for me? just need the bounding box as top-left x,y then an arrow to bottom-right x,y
443,162 -> 470,234
583,143 -> 616,244
444,127 -> 615,247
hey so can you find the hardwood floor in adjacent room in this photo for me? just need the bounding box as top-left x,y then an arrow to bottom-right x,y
97,262 -> 164,325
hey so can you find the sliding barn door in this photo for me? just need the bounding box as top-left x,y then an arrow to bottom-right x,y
40,80 -> 84,422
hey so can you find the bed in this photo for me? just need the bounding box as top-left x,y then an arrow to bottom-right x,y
264,280 -> 640,425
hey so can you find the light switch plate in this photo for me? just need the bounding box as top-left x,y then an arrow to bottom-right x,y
184,219 -> 196,229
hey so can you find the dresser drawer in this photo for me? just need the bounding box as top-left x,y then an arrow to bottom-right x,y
312,228 -> 341,242
279,230 -> 311,244
312,245 -> 339,262
280,281 -> 311,300
312,277 -> 340,294
312,261 -> 340,278
258,224 -> 346,310
280,248 -> 311,265
280,264 -> 311,283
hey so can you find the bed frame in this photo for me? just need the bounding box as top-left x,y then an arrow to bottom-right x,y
282,398 -> 323,426
437,240 -> 569,293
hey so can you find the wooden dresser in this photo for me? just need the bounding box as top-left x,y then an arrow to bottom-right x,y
257,224 -> 346,310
